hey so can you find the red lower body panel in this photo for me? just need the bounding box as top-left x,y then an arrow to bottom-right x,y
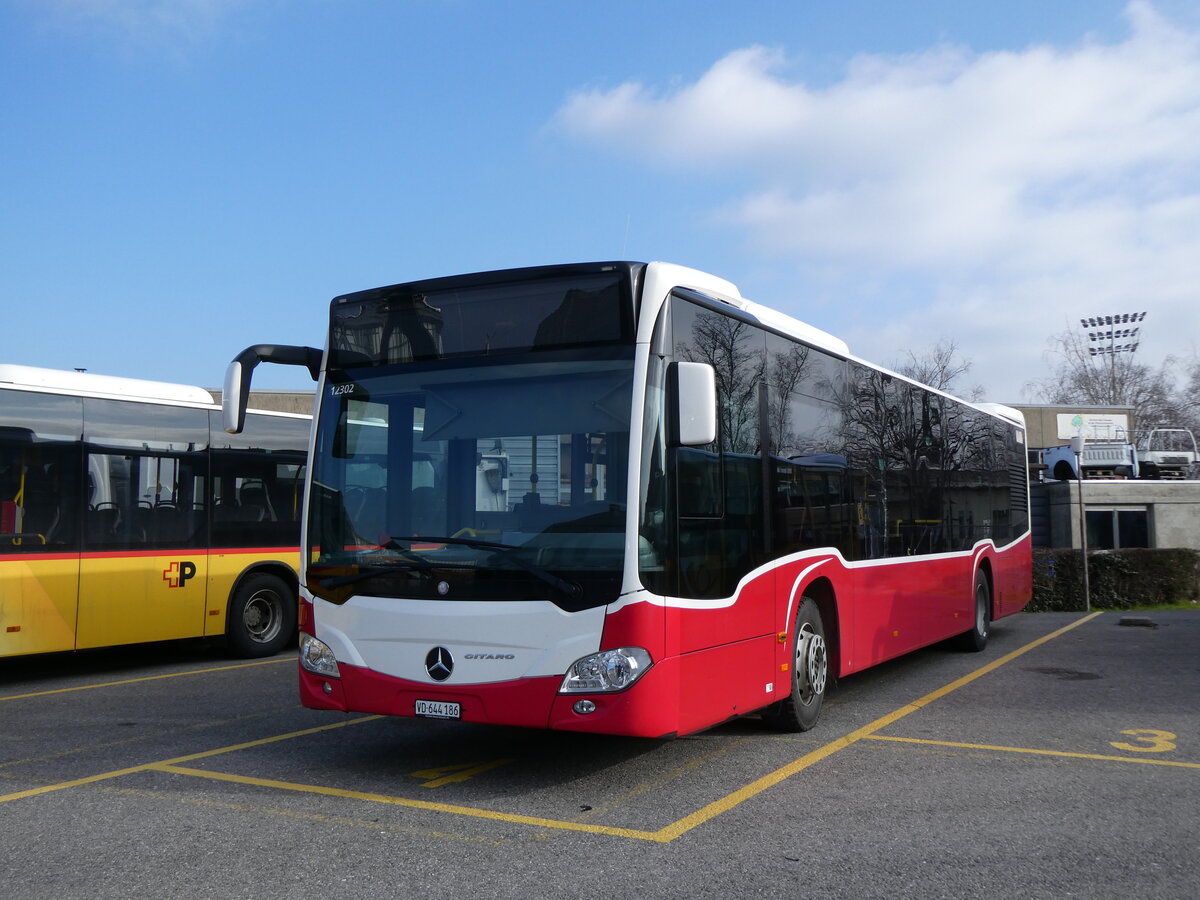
300,630 -> 783,739
300,660 -> 562,730
300,537 -> 1032,737
300,658 -> 684,738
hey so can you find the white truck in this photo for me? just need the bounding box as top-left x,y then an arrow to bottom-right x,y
1042,428 -> 1199,480
1041,440 -> 1139,481
1137,428 -> 1199,479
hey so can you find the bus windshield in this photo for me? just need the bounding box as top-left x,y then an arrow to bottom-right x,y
306,355 -> 633,612
327,269 -> 634,366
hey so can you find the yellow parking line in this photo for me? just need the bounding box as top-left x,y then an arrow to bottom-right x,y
152,764 -> 665,841
895,610 -> 1105,711
0,715 -> 381,805
654,610 -> 1106,841
0,656 -> 294,703
864,734 -> 1200,769
567,735 -> 756,828
100,782 -> 507,844
153,612 -> 1109,842
0,762 -> 170,804
1,612 -> 1107,840
0,712 -> 274,771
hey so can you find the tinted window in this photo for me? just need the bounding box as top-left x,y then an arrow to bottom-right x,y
83,399 -> 209,550
667,297 -> 767,598
330,272 -> 634,367
0,391 -> 83,553
210,411 -> 308,548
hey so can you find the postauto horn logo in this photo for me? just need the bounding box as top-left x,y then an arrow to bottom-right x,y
162,561 -> 197,588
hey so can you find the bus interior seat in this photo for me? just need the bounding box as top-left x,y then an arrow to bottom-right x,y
19,466 -> 65,544
87,504 -> 122,543
236,483 -> 271,521
152,502 -> 189,543
20,499 -> 62,545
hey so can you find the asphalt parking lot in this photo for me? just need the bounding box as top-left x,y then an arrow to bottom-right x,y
2,610 -> 1197,900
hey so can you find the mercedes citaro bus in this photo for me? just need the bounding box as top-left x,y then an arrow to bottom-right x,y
222,262 -> 1031,737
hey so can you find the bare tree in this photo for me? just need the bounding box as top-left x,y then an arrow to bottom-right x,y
1027,327 -> 1187,433
894,339 -> 984,400
1181,358 -> 1200,432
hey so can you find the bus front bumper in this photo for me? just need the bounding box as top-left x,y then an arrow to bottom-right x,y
298,656 -> 684,738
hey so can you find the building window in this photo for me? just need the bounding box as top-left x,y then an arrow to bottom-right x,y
1086,508 -> 1150,549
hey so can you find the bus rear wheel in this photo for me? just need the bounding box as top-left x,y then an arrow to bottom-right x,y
227,573 -> 296,658
762,596 -> 828,732
957,571 -> 991,653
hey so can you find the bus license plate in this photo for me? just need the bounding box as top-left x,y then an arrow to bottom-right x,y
415,699 -> 461,719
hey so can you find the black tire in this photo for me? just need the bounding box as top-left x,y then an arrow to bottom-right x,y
226,572 -> 296,658
761,596 -> 828,732
957,570 -> 991,652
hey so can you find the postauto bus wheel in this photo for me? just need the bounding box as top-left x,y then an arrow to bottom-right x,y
761,596 -> 828,732
227,572 -> 296,658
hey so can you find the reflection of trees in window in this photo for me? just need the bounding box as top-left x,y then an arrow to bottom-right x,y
766,340 -> 811,455
834,365 -> 998,556
660,293 -> 1023,572
760,332 -> 857,561
675,309 -> 764,454
768,334 -> 845,462
667,299 -> 767,599
834,367 -> 894,555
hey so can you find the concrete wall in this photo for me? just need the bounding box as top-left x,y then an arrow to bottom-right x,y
1040,480 -> 1200,550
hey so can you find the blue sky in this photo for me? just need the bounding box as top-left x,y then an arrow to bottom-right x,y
3,0 -> 1198,402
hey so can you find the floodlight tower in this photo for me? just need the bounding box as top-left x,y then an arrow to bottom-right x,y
1079,312 -> 1146,413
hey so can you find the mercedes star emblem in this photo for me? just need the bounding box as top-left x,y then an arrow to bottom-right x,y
425,646 -> 453,681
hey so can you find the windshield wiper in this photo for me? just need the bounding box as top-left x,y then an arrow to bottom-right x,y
316,561 -> 434,589
397,536 -> 583,600
315,538 -> 454,589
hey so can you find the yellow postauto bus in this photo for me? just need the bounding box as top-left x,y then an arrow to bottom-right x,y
1,364 -> 309,658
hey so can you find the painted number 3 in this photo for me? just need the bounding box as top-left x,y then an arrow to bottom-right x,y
1110,729 -> 1178,753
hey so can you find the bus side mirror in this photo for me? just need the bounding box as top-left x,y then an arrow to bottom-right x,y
222,357 -> 250,435
671,361 -> 718,447
222,344 -> 322,434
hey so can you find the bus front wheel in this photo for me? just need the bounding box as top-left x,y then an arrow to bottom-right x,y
227,573 -> 296,658
761,596 -> 828,732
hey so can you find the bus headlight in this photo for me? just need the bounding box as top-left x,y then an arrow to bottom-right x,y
559,647 -> 652,693
299,633 -> 340,678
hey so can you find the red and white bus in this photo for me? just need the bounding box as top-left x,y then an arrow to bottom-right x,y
224,262 -> 1032,736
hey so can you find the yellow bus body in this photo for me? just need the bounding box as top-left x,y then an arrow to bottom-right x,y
1,547 -> 300,657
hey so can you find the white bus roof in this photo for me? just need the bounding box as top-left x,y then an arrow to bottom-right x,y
643,261 -> 852,358
977,402 -> 1027,428
0,364 -> 215,406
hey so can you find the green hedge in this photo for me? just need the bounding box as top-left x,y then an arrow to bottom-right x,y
1031,548 -> 1200,611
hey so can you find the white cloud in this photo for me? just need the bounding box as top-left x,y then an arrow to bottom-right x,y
29,0 -> 255,51
553,2 -> 1200,400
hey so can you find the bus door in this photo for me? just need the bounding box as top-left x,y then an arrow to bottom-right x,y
75,401 -> 210,649
0,411 -> 84,657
